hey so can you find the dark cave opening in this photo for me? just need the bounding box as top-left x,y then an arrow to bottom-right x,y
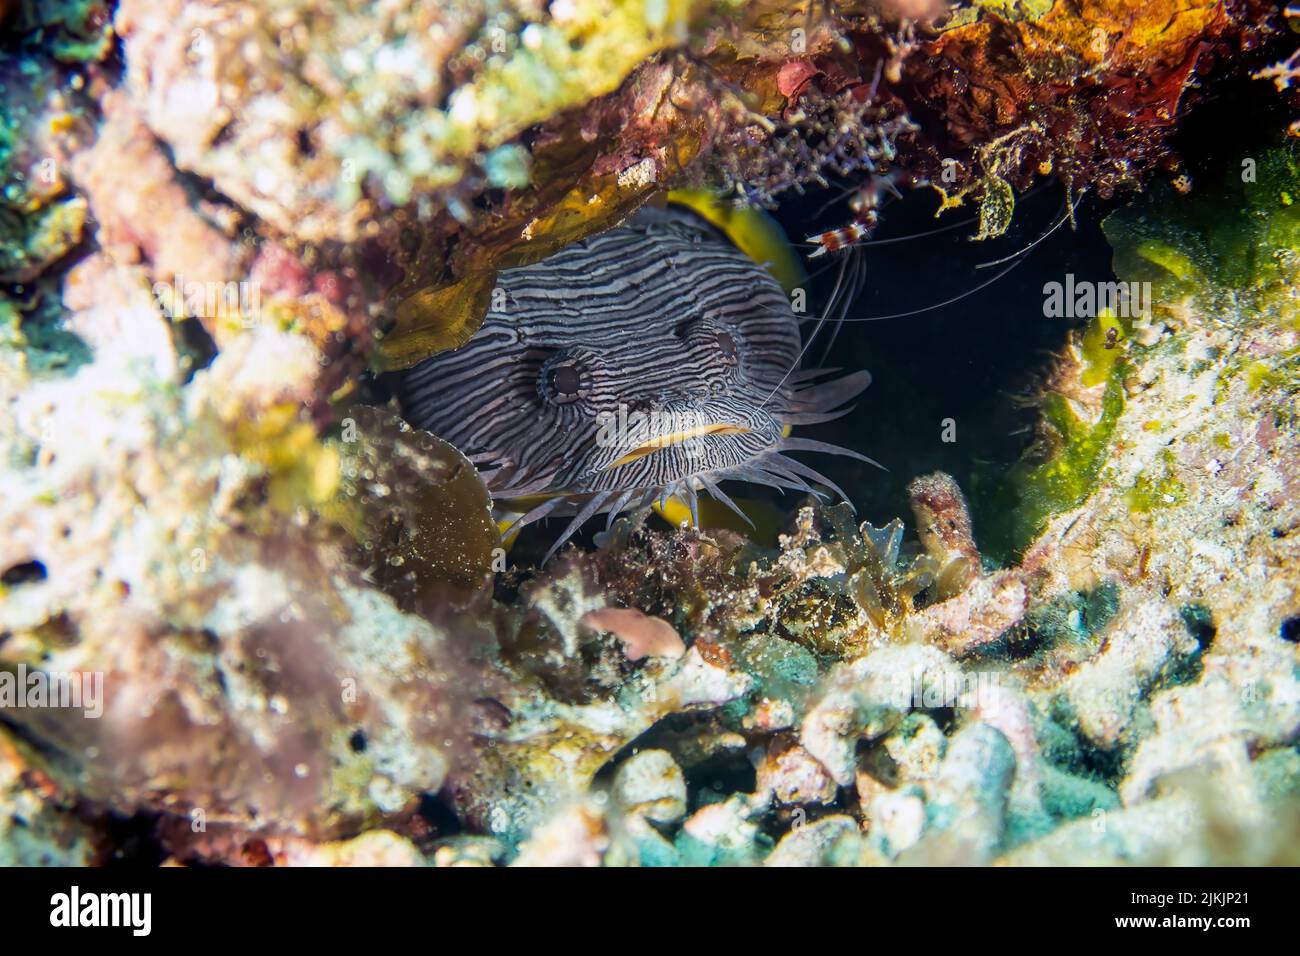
760,71 -> 1294,562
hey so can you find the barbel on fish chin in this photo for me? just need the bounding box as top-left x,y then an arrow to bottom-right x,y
389,204 -> 875,563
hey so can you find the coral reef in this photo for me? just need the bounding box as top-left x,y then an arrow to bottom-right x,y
0,303 -> 475,837
1,0 -> 1297,867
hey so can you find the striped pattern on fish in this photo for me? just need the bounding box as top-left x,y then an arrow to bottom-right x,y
391,204 -> 875,562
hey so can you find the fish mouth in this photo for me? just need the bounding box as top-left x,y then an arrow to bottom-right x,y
602,422 -> 751,471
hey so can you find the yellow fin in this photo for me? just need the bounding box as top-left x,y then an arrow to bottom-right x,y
497,491 -> 788,551
652,494 -> 786,547
496,515 -> 522,550
494,493 -> 560,551
667,189 -> 808,295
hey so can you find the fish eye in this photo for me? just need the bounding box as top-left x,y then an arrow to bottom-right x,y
551,366 -> 580,395
538,352 -> 588,405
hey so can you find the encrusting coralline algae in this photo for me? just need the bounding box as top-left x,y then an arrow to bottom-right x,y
0,0 -> 1298,865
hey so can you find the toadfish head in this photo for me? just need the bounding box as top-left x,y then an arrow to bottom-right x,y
390,204 -> 875,562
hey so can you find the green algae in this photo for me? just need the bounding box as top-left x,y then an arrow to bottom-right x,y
1124,447 -> 1186,514
941,0 -> 1061,32
10,1 -> 114,64
1104,143 -> 1300,310
0,285 -> 90,377
1253,749 -> 1300,802
1106,144 -> 1300,434
674,808 -> 769,865
980,368 -> 1125,561
1242,350 -> 1300,405
973,0 -> 1055,19
978,144 -> 1300,560
0,196 -> 86,281
0,20 -> 97,293
0,62 -> 73,286
1016,316 -> 1129,533
1079,309 -> 1127,387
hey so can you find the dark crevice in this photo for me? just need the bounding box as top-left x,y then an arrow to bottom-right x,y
1179,603 -> 1217,651
683,748 -> 757,814
1281,616 -> 1300,645
1,559 -> 47,586
419,791 -> 463,838
99,811 -> 169,868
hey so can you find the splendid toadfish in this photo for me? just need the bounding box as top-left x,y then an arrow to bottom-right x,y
390,199 -> 876,563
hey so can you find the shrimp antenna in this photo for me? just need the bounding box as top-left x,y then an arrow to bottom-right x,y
757,247 -> 857,411
832,187 -> 1083,323
838,254 -> 1024,323
815,244 -> 868,366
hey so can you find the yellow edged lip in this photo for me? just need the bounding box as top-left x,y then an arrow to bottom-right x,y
602,423 -> 750,471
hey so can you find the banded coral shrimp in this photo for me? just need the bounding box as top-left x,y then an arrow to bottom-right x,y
805,169 -> 909,258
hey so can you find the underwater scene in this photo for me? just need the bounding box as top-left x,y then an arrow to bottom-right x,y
1,0 -> 1299,874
